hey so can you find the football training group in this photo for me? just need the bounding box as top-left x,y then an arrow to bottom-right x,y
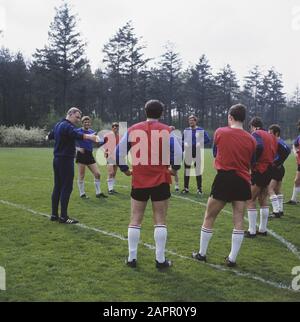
46,100 -> 300,269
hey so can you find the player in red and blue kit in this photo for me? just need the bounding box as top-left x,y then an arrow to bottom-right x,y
192,104 -> 256,267
182,115 -> 210,195
286,120 -> 300,205
116,100 -> 182,269
75,116 -> 107,199
245,117 -> 278,238
267,124 -> 291,217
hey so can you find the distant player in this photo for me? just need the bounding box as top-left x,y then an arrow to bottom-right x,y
117,100 -> 182,269
181,115 -> 210,195
192,104 -> 256,267
75,116 -> 107,199
169,125 -> 180,192
267,124 -> 291,217
245,117 -> 278,238
286,120 -> 300,205
104,123 -> 120,194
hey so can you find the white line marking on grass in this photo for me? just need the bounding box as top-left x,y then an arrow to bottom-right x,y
171,194 -> 300,261
5,176 -> 300,261
0,199 -> 295,292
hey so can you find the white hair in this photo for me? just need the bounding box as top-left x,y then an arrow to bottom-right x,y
66,107 -> 82,117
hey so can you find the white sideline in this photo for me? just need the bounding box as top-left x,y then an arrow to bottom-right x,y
7,175 -> 300,260
5,176 -> 300,260
172,194 -> 300,261
0,199 -> 295,293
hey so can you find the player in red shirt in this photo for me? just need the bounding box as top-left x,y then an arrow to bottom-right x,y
104,123 -> 120,194
245,117 -> 278,238
286,120 -> 300,205
116,100 -> 182,269
192,104 -> 256,267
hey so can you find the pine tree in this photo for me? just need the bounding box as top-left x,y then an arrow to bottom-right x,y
33,2 -> 88,113
103,21 -> 149,122
214,64 -> 240,127
243,65 -> 263,117
258,68 -> 285,124
158,42 -> 182,124
185,55 -> 214,126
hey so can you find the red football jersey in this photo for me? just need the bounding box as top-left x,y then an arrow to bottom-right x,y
214,127 -> 256,183
128,121 -> 172,189
252,130 -> 278,173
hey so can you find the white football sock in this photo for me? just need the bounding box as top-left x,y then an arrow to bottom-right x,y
270,195 -> 280,213
291,186 -> 300,202
154,225 -> 167,263
229,229 -> 244,263
94,179 -> 101,195
247,209 -> 257,235
277,194 -> 284,212
128,226 -> 141,261
199,227 -> 213,256
107,178 -> 114,191
259,207 -> 269,233
78,180 -> 85,196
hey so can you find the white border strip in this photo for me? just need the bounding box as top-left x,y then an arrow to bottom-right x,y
0,199 -> 295,292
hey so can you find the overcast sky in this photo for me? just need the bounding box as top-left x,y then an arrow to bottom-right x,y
1,0 -> 300,95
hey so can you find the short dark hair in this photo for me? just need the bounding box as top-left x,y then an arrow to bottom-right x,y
269,124 -> 281,136
145,100 -> 164,119
188,115 -> 198,122
81,116 -> 91,123
228,104 -> 246,122
249,116 -> 263,129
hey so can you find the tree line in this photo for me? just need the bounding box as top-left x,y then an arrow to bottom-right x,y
0,2 -> 300,139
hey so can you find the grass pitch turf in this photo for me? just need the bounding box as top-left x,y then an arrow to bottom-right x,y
0,148 -> 300,301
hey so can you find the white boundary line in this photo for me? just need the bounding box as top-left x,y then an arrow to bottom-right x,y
172,194 -> 300,261
0,199 -> 296,293
6,175 -> 300,260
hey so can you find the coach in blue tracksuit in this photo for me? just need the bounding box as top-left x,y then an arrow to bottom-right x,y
47,107 -> 98,224
182,115 -> 210,195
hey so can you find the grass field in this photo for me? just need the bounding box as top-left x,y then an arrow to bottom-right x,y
0,148 -> 300,302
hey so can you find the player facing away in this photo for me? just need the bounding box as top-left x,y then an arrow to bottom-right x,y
75,116 -> 107,199
192,104 -> 256,267
286,120 -> 300,205
47,108 -> 99,224
116,100 -> 182,269
245,117 -> 278,238
181,115 -> 210,196
267,124 -> 291,218
104,123 -> 120,194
